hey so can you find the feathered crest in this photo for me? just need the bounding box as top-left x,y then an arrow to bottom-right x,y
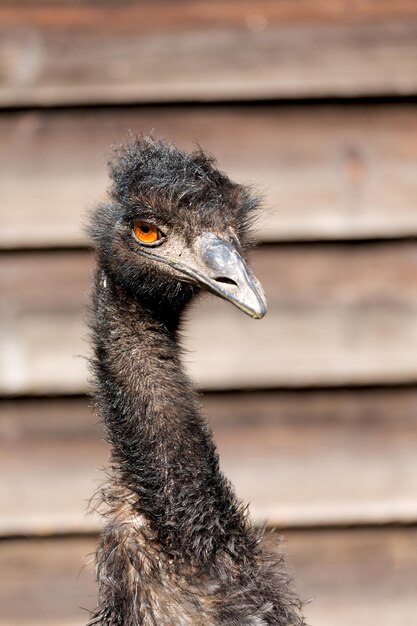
106,135 -> 261,242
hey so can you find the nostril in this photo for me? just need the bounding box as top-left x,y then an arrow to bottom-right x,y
214,276 -> 238,287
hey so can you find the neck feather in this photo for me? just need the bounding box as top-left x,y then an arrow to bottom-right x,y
91,266 -> 254,562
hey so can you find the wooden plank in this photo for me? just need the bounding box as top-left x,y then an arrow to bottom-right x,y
1,3 -> 417,107
289,528 -> 417,626
2,104 -> 417,248
0,536 -> 96,626
1,389 -> 417,535
1,528 -> 417,625
2,243 -> 417,394
4,1 -> 417,24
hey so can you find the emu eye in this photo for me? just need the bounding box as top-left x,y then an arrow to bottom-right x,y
133,221 -> 162,245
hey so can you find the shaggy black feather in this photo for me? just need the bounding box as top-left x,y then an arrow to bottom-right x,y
87,136 -> 305,625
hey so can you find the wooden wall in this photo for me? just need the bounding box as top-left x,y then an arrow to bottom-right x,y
1,2 -> 417,624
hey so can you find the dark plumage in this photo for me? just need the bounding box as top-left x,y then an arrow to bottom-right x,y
87,136 -> 304,625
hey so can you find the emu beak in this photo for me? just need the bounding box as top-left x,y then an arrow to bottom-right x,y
140,232 -> 267,318
193,232 -> 267,319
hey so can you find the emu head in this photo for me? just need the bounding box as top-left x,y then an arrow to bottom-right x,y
89,136 -> 267,319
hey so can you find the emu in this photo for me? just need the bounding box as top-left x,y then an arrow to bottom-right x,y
87,136 -> 304,625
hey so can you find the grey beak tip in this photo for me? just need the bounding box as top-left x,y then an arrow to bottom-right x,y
257,308 -> 267,320
195,232 -> 268,320
250,299 -> 267,320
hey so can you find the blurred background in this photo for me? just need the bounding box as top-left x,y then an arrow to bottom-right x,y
1,2 -> 417,624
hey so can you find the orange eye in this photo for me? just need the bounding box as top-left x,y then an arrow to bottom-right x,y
133,221 -> 161,245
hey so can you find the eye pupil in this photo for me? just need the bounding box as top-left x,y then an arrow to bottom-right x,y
141,225 -> 150,233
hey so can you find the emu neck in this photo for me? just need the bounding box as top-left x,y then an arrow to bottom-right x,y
92,269 -> 248,562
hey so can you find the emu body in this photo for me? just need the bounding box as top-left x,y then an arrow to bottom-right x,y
87,137 -> 304,625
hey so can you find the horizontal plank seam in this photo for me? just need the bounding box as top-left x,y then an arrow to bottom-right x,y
1,94 -> 417,115
1,521 -> 417,543
5,381 -> 417,401
3,237 -> 417,255
3,383 -> 417,404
